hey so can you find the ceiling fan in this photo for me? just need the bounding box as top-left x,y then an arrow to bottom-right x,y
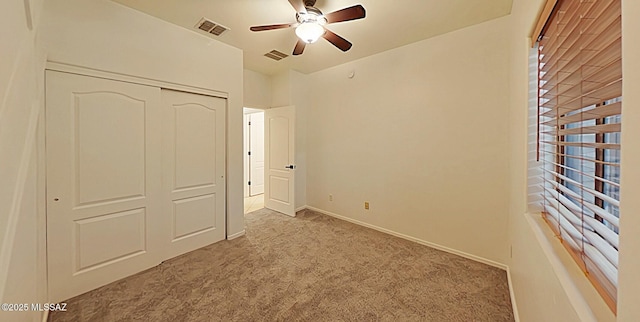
249,0 -> 366,55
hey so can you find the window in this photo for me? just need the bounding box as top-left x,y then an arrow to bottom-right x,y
535,0 -> 621,312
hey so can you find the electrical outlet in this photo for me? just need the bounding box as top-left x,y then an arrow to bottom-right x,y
364,202 -> 369,210
329,194 -> 333,201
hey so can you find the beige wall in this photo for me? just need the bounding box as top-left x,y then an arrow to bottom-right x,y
271,70 -> 291,108
505,0 -> 586,320
0,0 -> 46,321
306,17 -> 511,265
617,0 -> 640,320
243,69 -> 272,109
41,0 -> 245,237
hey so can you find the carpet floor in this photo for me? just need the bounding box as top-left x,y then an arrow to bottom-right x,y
49,209 -> 514,322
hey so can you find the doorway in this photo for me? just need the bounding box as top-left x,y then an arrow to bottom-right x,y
243,106 -> 296,216
244,108 -> 265,214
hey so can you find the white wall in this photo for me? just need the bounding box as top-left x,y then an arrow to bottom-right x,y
0,0 -> 47,321
41,0 -> 245,237
243,69 -> 272,109
306,17 -> 511,265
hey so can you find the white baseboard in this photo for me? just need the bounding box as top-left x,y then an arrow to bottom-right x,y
227,230 -> 246,240
295,206 -> 307,213
303,206 -> 508,270
506,267 -> 520,322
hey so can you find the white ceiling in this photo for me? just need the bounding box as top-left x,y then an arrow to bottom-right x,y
113,0 -> 513,75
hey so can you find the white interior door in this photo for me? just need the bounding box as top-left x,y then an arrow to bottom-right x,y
264,106 -> 295,216
249,112 -> 265,196
161,89 -> 226,258
46,71 -> 163,302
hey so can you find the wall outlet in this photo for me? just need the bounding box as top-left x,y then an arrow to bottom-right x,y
364,202 -> 369,210
329,194 -> 333,201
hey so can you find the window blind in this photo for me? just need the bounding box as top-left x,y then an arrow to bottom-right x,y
537,0 -> 621,312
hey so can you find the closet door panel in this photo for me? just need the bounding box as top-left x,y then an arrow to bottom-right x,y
161,89 -> 226,258
46,70 -> 163,302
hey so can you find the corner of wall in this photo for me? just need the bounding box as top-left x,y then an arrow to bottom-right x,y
0,1 -> 47,320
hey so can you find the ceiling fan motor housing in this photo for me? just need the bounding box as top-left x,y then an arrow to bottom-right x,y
296,7 -> 326,24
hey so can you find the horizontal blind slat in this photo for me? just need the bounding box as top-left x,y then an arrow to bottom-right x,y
543,179 -> 620,227
542,123 -> 621,135
584,244 -> 618,287
545,168 -> 622,208
542,141 -> 620,150
541,59 -> 622,103
541,79 -> 621,116
544,187 -> 620,248
549,161 -> 620,187
541,102 -> 621,126
541,36 -> 621,92
539,149 -> 620,167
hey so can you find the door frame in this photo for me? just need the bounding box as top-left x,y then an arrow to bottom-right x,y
41,62 -> 232,300
243,113 -> 250,198
243,107 -> 266,198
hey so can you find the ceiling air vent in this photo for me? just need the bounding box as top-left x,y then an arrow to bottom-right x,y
195,18 -> 229,36
264,50 -> 289,61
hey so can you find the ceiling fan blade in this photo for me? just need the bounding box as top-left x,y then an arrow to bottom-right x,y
293,39 -> 307,55
325,5 -> 366,24
250,23 -> 294,32
323,29 -> 353,52
288,0 -> 307,13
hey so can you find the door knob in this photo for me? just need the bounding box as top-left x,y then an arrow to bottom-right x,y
285,165 -> 296,169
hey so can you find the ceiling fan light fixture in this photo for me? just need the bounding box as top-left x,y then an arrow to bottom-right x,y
250,1 -> 366,55
295,22 -> 325,43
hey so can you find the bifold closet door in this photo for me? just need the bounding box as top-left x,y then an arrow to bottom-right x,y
46,71 -> 163,302
161,89 -> 226,258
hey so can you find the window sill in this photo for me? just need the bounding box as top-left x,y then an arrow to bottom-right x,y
525,212 -> 615,322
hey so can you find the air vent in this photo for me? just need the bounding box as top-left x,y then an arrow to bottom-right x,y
264,50 -> 289,61
195,18 -> 229,36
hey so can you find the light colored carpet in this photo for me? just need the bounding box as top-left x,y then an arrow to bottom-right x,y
49,209 -> 514,321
